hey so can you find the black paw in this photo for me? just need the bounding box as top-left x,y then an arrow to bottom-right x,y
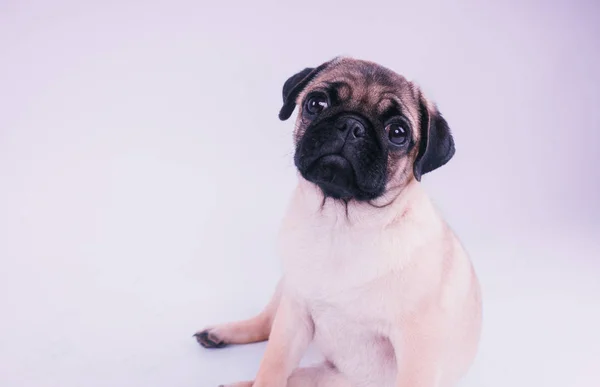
193,330 -> 227,349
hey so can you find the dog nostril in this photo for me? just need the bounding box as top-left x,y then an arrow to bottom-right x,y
335,117 -> 367,137
335,121 -> 348,131
352,124 -> 366,138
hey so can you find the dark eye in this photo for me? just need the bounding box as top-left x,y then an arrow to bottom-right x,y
386,122 -> 409,146
305,94 -> 329,115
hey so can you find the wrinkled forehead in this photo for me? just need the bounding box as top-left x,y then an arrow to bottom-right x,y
297,59 -> 421,124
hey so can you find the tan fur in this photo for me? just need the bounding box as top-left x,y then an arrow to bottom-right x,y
196,58 -> 482,387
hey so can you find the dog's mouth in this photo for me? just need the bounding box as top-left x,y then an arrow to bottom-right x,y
306,154 -> 357,199
298,147 -> 386,201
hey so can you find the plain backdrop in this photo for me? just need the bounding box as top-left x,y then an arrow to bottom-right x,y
1,1 -> 599,386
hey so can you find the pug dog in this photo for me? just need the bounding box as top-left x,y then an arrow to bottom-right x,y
194,57 -> 482,387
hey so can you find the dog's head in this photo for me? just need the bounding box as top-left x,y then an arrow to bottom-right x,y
279,57 -> 455,202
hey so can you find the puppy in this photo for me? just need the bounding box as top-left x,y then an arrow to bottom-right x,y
195,57 -> 482,387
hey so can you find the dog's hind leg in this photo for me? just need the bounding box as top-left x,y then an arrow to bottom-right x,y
194,280 -> 282,348
219,382 -> 253,387
286,363 -> 352,387
220,363 -> 350,387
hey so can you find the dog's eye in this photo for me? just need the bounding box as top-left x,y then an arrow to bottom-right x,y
305,94 -> 329,115
386,123 -> 409,146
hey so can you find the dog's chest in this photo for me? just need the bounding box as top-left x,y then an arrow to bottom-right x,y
278,220 -> 396,299
276,210 -> 418,333
281,227 -> 401,386
280,226 -> 401,385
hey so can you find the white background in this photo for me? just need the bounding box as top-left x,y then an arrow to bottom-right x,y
1,1 -> 599,386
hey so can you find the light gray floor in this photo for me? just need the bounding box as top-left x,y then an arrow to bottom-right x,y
0,217 -> 598,387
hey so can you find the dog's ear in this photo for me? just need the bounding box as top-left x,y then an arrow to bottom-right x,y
278,60 -> 333,121
413,95 -> 455,181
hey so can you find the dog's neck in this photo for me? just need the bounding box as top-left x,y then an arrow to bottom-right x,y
293,175 -> 435,230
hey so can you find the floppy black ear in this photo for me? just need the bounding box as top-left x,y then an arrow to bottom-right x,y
278,61 -> 332,121
413,96 -> 455,181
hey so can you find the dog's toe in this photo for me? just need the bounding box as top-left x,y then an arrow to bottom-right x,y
193,330 -> 226,349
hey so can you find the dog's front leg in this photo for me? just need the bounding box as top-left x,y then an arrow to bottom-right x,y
253,290 -> 313,387
391,312 -> 446,387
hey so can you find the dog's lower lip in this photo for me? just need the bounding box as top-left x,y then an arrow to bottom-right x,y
314,154 -> 348,165
300,154 -> 383,199
304,154 -> 356,198
309,154 -> 352,178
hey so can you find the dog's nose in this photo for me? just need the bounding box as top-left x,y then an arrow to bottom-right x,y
335,116 -> 367,139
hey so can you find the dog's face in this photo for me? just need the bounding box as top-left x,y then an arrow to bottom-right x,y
279,57 -> 455,202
